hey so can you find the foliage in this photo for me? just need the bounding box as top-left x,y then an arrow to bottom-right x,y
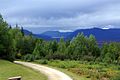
35,59 -> 48,64
22,54 -> 35,62
0,14 -> 15,61
36,60 -> 120,80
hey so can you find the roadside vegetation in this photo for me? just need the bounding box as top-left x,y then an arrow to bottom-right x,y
35,60 -> 120,80
0,60 -> 47,80
1,14 -> 120,80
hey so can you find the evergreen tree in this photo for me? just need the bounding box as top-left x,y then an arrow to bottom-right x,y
88,34 -> 100,58
21,27 -> 24,36
0,14 -> 15,61
57,38 -> 66,54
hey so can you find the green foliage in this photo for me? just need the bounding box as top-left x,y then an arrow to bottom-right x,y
37,60 -> 120,80
22,54 -> 35,62
101,42 -> 120,64
57,38 -> 66,53
111,73 -> 120,80
33,39 -> 47,59
88,34 -> 100,57
35,60 -> 48,64
35,60 -> 79,69
65,33 -> 100,60
0,14 -> 15,61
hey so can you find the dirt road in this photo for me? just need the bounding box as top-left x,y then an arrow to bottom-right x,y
14,61 -> 73,80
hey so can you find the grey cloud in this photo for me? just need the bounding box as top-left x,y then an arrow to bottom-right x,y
0,0 -> 120,33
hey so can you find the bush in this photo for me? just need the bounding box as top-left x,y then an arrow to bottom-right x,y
46,52 -> 67,60
5,53 -> 15,62
83,56 -> 95,61
47,60 -> 79,69
36,60 -> 48,64
16,53 -> 22,59
22,54 -> 35,62
110,73 -> 120,80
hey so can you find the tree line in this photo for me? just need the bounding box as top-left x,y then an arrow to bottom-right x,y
0,15 -> 120,64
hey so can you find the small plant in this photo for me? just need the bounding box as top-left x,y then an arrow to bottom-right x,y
39,60 -> 48,64
110,73 -> 120,80
35,60 -> 48,64
22,54 -> 35,62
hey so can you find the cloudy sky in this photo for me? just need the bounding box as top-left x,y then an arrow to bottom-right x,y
0,0 -> 120,33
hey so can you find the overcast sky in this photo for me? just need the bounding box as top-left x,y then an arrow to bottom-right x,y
0,0 -> 120,33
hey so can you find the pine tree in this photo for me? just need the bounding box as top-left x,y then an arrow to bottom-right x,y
21,27 -> 24,36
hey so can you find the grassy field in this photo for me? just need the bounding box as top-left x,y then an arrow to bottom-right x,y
35,60 -> 120,80
0,60 -> 47,80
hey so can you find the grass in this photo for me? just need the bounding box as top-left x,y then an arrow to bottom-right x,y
0,59 -> 47,80
35,60 -> 120,80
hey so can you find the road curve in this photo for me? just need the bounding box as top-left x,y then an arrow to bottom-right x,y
14,61 -> 73,80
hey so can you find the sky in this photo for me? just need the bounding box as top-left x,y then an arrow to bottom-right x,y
0,0 -> 120,33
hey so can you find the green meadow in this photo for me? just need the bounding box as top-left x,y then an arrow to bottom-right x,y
0,60 -> 47,80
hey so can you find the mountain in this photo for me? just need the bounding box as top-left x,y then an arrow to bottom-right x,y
41,31 -> 72,38
66,28 -> 120,42
23,29 -> 52,40
23,28 -> 120,42
23,29 -> 32,35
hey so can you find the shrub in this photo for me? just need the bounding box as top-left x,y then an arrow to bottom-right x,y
83,55 -> 95,61
36,60 -> 48,64
47,60 -> 78,69
46,52 -> 66,60
22,54 -> 35,62
16,53 -> 22,59
110,73 -> 120,80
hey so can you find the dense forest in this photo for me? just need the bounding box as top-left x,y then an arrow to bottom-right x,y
0,14 -> 120,64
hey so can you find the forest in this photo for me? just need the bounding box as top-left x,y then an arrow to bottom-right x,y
0,14 -> 120,64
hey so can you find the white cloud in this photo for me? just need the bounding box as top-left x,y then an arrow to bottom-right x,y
59,30 -> 73,32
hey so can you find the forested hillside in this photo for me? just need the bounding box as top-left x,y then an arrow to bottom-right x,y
0,14 -> 120,64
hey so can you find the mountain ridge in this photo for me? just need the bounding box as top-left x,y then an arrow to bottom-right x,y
23,28 -> 120,42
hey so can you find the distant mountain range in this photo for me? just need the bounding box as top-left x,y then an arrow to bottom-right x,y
23,28 -> 120,42
23,29 -> 52,40
41,31 -> 72,38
